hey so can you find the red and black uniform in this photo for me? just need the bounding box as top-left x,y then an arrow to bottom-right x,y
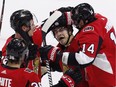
0,62 -> 83,87
1,27 -> 43,80
57,35 -> 89,87
0,64 -> 41,87
61,13 -> 116,87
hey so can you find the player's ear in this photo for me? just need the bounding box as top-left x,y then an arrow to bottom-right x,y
68,30 -> 72,35
22,25 -> 28,31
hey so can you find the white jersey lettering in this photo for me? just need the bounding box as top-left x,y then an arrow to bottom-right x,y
0,77 -> 12,87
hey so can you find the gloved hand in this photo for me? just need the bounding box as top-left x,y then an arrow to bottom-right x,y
60,67 -> 82,87
57,6 -> 74,13
39,45 -> 62,63
50,6 -> 74,15
28,43 -> 38,60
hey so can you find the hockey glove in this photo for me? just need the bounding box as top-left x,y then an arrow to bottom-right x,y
60,67 -> 82,87
50,6 -> 74,15
28,43 -> 38,60
39,45 -> 62,63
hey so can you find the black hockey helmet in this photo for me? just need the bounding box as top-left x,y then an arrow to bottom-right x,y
6,38 -> 29,62
71,3 -> 95,29
10,9 -> 33,32
46,6 -> 74,33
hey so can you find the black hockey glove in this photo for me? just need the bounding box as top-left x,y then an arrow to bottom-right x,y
57,6 -> 74,13
39,45 -> 62,63
59,67 -> 82,87
28,43 -> 38,60
50,6 -> 74,16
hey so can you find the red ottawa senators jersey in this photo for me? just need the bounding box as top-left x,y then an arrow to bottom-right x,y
58,13 -> 116,87
1,26 -> 43,80
0,64 -> 41,87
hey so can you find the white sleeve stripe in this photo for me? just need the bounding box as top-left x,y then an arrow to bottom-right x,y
75,51 -> 94,65
62,51 -> 94,65
62,52 -> 69,65
93,53 -> 113,74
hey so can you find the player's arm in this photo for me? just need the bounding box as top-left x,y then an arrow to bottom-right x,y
39,30 -> 103,68
63,30 -> 103,67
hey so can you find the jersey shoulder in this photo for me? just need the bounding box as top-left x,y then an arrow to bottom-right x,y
32,26 -> 43,47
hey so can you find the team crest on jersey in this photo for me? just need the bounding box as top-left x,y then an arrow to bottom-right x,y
24,68 -> 33,73
83,26 -> 94,32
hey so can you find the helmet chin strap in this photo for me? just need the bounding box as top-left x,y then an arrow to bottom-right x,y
16,27 -> 32,45
64,32 -> 72,46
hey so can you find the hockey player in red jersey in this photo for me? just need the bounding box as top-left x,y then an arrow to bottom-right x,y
39,3 -> 116,87
0,38 -> 41,87
0,38 -> 83,87
1,9 -> 43,79
40,7 -> 89,87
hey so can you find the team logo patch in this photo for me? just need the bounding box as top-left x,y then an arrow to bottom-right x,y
24,68 -> 33,73
83,26 -> 94,32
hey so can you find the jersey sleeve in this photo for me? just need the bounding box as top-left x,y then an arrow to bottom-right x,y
1,36 -> 13,64
2,36 -> 13,56
79,28 -> 103,58
62,26 -> 103,67
32,27 -> 42,48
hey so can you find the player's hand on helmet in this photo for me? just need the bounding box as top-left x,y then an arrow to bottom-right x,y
60,67 -> 82,87
39,45 -> 62,63
57,6 -> 74,13
28,43 -> 38,60
50,6 -> 74,16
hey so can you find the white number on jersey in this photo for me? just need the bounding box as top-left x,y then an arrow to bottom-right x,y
82,44 -> 94,54
31,82 -> 42,87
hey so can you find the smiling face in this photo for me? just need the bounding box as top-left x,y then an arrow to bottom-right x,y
53,26 -> 71,45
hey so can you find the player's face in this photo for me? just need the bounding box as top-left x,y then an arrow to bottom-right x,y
53,27 -> 69,45
28,19 -> 36,36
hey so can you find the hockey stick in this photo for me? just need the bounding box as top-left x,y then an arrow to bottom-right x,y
0,0 -> 5,32
42,11 -> 62,87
